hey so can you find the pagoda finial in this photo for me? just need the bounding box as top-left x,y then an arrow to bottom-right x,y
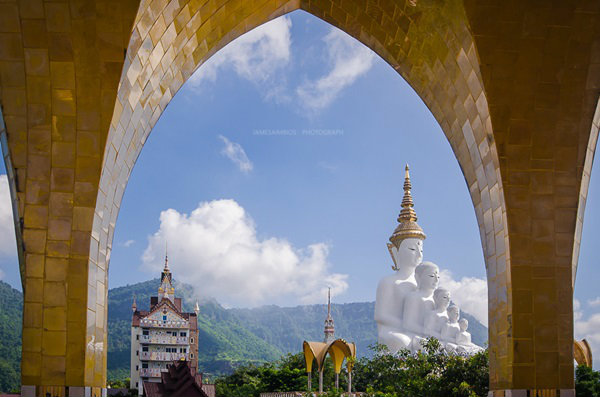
398,164 -> 417,223
327,287 -> 331,317
388,164 -> 426,248
164,241 -> 169,272
194,301 -> 200,316
132,294 -> 137,312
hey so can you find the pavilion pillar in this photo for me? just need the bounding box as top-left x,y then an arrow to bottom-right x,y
347,370 -> 352,394
319,371 -> 323,393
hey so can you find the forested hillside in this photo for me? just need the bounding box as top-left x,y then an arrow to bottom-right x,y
0,278 -> 488,389
0,281 -> 22,393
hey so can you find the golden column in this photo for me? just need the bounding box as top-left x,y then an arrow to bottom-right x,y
0,1 -> 140,395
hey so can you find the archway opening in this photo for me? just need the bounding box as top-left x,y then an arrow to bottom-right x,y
105,10 -> 488,384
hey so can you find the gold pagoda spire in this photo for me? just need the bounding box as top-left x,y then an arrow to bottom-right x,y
389,164 -> 426,246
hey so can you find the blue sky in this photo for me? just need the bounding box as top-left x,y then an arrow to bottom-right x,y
0,10 -> 599,360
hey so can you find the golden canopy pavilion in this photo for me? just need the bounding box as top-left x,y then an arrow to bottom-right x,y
302,289 -> 356,393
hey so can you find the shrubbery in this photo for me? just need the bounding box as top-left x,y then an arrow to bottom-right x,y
215,339 -> 489,397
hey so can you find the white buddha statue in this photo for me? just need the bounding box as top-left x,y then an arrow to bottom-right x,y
424,287 -> 451,339
441,304 -> 461,352
402,262 -> 439,335
375,165 -> 427,353
456,318 -> 471,345
455,318 -> 484,354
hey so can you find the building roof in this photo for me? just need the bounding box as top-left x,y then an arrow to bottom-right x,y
143,360 -> 209,397
132,258 -> 197,327
132,298 -> 198,328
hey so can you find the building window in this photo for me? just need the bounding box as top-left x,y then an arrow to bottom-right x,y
142,363 -> 148,369
190,353 -> 194,359
143,330 -> 149,335
180,332 -> 186,337
190,337 -> 194,344
136,365 -> 139,370
136,335 -> 139,340
136,382 -> 138,388
136,350 -> 138,356
142,346 -> 148,352
163,315 -> 167,321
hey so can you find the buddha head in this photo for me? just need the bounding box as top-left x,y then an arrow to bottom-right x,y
447,305 -> 460,323
433,288 -> 451,310
459,318 -> 469,332
391,238 -> 423,272
414,261 -> 440,292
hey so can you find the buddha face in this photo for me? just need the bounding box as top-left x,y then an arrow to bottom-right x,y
433,288 -> 451,310
459,318 -> 468,332
415,262 -> 439,291
447,305 -> 460,322
394,238 -> 423,270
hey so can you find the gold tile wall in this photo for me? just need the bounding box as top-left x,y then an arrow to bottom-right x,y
1,0 -> 598,395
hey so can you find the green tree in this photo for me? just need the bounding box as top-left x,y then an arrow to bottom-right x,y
351,339 -> 489,397
0,361 -> 19,394
576,365 -> 600,397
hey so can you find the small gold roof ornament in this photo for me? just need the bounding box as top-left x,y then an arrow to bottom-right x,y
387,165 -> 426,269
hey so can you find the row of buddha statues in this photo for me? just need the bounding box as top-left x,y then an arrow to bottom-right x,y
374,166 -> 483,355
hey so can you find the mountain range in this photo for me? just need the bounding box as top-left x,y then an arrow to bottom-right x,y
0,278 -> 487,390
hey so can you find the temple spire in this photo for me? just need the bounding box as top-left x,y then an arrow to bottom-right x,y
164,241 -> 169,272
324,288 -> 335,343
389,164 -> 426,247
132,295 -> 137,312
398,165 -> 417,223
327,288 -> 331,317
158,242 -> 175,302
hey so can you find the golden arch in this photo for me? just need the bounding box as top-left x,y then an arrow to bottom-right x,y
0,1 -> 599,396
303,339 -> 356,392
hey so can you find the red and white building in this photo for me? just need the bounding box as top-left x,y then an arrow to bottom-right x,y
130,256 -> 200,395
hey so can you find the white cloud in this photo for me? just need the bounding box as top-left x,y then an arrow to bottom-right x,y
317,161 -> 339,173
296,28 -> 375,112
141,199 -> 348,307
588,297 -> 600,307
188,16 -> 375,111
122,239 -> 135,248
575,298 -> 600,368
0,175 -> 17,258
218,135 -> 253,173
439,269 -> 488,326
189,16 -> 292,97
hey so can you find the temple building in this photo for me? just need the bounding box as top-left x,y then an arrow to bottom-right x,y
130,255 -> 200,395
